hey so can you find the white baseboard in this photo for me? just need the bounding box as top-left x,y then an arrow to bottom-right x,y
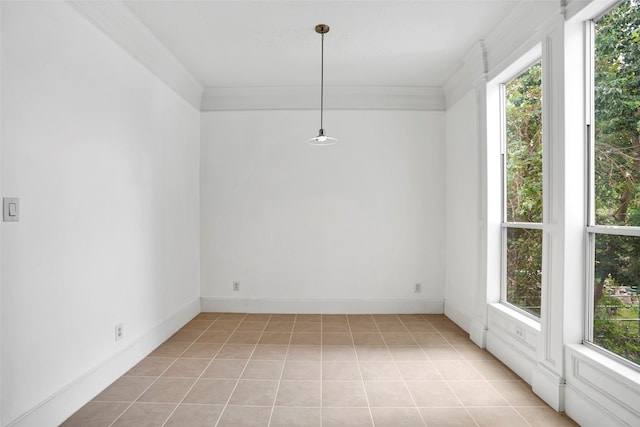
200,297 -> 444,314
443,301 -> 472,333
469,318 -> 488,348
532,363 -> 565,411
7,298 -> 201,427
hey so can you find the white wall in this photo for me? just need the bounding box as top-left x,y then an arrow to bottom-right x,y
200,110 -> 445,313
1,2 -> 200,425
444,90 -> 479,332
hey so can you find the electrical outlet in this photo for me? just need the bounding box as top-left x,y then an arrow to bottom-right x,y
115,323 -> 124,341
515,327 -> 525,340
233,281 -> 240,291
414,283 -> 422,293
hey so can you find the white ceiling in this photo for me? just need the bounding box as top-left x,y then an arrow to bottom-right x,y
122,0 -> 522,89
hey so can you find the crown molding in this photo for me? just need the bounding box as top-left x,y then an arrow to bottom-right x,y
201,86 -> 445,111
67,0 -> 204,109
444,41 -> 487,108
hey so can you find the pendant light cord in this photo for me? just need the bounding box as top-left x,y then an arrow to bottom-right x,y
320,32 -> 324,133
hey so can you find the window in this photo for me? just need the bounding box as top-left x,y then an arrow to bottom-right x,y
587,0 -> 640,367
502,61 -> 543,318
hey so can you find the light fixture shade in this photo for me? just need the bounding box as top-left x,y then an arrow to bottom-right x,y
308,129 -> 337,145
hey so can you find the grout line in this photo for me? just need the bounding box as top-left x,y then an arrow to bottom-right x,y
266,315 -> 295,426
108,313 -> 224,427
348,313 -> 376,427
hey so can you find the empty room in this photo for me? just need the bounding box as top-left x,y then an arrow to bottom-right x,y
1,0 -> 640,426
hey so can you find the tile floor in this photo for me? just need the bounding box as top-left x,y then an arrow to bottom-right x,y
62,313 -> 578,427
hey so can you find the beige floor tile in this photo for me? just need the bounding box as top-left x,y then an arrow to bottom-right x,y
92,376 -> 155,402
441,331 -> 472,345
218,313 -> 247,321
322,322 -> 350,332
229,379 -> 279,405
215,344 -> 255,359
236,320 -> 268,331
125,357 -> 174,377
322,314 -> 349,323
270,314 -> 297,322
370,407 -> 426,427
388,346 -> 428,361
241,360 -> 284,380
167,329 -> 202,343
194,312 -> 221,321
396,361 -> 443,381
270,407 -> 322,427
454,344 -> 496,360
347,314 -> 374,323
281,360 -> 321,380
290,332 -> 322,345
275,381 -> 322,407
161,358 -> 210,378
287,345 -> 322,361
352,333 -> 385,345
469,359 -> 520,380
181,319 -> 213,331
467,407 -> 530,427
259,332 -> 292,345
181,343 -> 223,358
419,407 -> 477,427
210,320 -> 242,330
227,331 -> 262,344
448,381 -> 510,406
376,322 -> 408,332
294,322 -> 321,332
364,381 -> 415,407
218,406 -> 272,427
403,322 -> 437,332
265,322 -> 295,332
296,314 -> 322,322
61,401 -> 129,427
196,330 -> 233,343
430,319 -> 465,332
431,360 -> 484,380
322,345 -> 357,361
359,361 -> 403,381
251,344 -> 289,360
243,314 -> 272,321
136,378 -> 195,403
516,407 -> 580,426
111,403 -> 175,427
349,323 -> 379,333
405,381 -> 461,407
373,314 -> 401,322
382,332 -> 417,345
182,378 -> 237,404
202,359 -> 247,379
491,380 -> 546,406
322,361 -> 361,381
163,404 -> 223,427
149,342 -> 190,358
322,381 -> 368,407
322,333 -> 353,345
422,345 -> 464,360
322,408 -> 373,427
411,332 -> 448,346
355,345 -> 393,361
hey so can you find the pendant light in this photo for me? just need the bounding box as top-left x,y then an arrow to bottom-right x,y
308,24 -> 337,145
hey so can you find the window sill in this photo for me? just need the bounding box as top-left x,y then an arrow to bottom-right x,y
489,302 -> 541,332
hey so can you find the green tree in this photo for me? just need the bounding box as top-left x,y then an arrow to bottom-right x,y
593,0 -> 640,365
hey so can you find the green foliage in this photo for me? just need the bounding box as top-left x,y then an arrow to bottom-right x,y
504,63 -> 543,316
592,0 -> 640,366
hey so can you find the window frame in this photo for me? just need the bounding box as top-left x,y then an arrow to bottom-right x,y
584,6 -> 640,371
499,57 -> 545,320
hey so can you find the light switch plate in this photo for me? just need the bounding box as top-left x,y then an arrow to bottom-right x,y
3,197 -> 19,222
